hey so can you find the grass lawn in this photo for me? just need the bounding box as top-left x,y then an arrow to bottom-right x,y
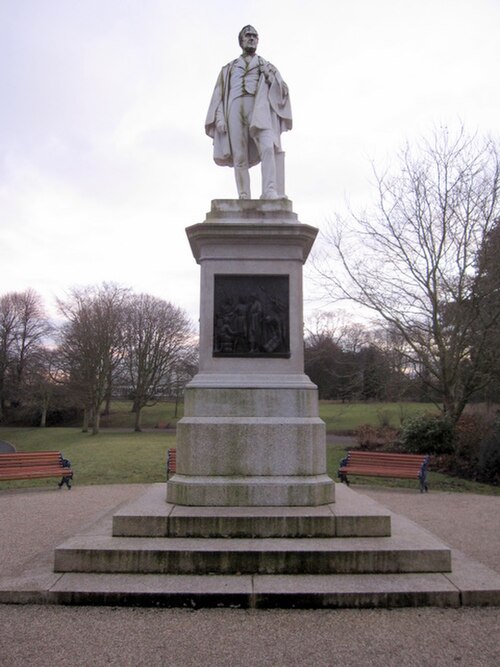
319,401 -> 439,432
64,400 -> 436,432
98,401 -> 184,429
0,428 -> 176,490
1,425 -> 498,496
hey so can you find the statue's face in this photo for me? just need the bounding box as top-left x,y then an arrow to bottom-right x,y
240,28 -> 258,54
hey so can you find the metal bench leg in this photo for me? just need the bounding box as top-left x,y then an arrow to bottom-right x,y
419,456 -> 430,493
419,474 -> 428,493
59,476 -> 72,489
338,472 -> 350,486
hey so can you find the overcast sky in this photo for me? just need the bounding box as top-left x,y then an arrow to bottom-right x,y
1,0 -> 499,325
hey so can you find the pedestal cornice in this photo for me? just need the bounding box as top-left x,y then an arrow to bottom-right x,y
186,199 -> 318,264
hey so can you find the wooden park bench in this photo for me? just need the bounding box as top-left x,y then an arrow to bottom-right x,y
0,451 -> 74,489
166,448 -> 176,479
338,451 -> 430,492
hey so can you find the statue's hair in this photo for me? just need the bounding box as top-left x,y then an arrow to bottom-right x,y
238,25 -> 258,47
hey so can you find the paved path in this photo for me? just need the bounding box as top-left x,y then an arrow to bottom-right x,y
0,483 -> 499,666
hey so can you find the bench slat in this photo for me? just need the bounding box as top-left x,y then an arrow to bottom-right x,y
346,453 -> 425,462
0,469 -> 73,481
338,466 -> 421,479
0,453 -> 63,464
0,461 -> 71,469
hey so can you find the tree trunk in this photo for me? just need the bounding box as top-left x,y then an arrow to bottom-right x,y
134,406 -> 142,432
102,392 -> 112,416
82,407 -> 89,433
102,369 -> 113,415
442,392 -> 465,428
92,403 -> 101,435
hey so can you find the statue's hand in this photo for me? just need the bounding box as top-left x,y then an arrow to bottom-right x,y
261,62 -> 275,84
216,119 -> 227,133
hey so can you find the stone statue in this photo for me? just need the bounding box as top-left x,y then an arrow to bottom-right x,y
205,25 -> 292,200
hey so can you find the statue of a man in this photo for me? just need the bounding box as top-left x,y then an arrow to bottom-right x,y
205,25 -> 292,200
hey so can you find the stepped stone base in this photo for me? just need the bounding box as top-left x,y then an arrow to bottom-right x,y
114,483 -> 389,538
53,529 -> 451,576
1,484 -> 499,608
57,485 -> 416,576
54,484 -> 451,577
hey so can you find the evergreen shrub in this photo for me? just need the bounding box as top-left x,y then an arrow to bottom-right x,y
400,413 -> 455,455
476,419 -> 500,485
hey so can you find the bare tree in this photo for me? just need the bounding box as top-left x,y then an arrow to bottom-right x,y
58,283 -> 128,434
315,127 -> 500,424
305,312 -> 367,400
123,294 -> 192,431
0,294 -> 17,419
19,346 -> 60,427
304,312 -> 415,402
0,290 -> 51,420
170,343 -> 198,418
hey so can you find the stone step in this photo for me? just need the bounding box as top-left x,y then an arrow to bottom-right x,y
48,572 -> 462,608
54,513 -> 451,576
33,551 -> 500,608
112,484 -> 391,538
1,549 -> 498,608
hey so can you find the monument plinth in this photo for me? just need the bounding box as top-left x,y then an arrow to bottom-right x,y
31,24 -> 499,611
166,200 -> 335,506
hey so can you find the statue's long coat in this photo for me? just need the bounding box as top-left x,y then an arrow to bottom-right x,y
205,56 -> 292,168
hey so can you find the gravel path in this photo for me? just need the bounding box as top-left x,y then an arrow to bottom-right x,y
0,483 -> 499,666
360,486 -> 500,572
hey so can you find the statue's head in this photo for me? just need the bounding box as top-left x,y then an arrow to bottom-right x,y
238,25 -> 259,53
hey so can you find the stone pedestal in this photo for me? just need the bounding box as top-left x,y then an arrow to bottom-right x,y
166,200 -> 335,506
